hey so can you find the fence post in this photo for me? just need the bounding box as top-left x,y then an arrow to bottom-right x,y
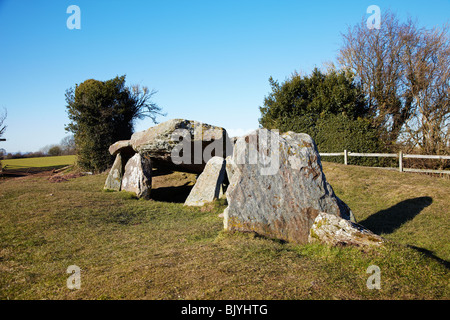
399,151 -> 403,172
344,150 -> 348,165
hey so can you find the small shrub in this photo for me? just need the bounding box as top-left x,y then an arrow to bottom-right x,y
48,146 -> 62,157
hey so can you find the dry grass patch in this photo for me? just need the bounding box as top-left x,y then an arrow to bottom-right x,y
0,163 -> 448,300
322,162 -> 450,261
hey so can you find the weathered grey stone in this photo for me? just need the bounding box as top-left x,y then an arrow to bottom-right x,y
104,153 -> 124,191
109,140 -> 134,157
129,119 -> 233,173
184,156 -> 226,206
121,153 -> 152,199
225,155 -> 237,184
223,129 -> 354,245
309,212 -> 383,246
229,136 -> 238,145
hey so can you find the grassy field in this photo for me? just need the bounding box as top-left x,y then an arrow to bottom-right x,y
1,155 -> 76,170
0,162 -> 448,300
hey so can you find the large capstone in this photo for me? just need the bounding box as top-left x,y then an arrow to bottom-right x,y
223,129 -> 354,245
121,153 -> 152,199
184,156 -> 227,206
130,119 -> 233,174
109,140 -> 134,157
105,119 -> 234,199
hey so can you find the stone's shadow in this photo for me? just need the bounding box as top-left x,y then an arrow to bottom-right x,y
151,182 -> 194,203
408,245 -> 450,270
359,196 -> 433,235
1,165 -> 70,178
357,196 -> 450,269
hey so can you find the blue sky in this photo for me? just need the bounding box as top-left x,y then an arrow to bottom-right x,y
0,0 -> 449,153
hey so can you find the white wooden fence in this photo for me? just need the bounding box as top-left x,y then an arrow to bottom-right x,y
319,150 -> 450,175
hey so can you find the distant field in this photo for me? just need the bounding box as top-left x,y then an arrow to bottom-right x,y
1,155 -> 76,170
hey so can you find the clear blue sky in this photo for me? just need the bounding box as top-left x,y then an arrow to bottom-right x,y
0,0 -> 449,153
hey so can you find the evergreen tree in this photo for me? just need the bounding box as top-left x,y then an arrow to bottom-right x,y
65,75 -> 164,172
259,68 -> 380,162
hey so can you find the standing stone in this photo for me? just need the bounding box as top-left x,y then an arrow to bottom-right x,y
121,153 -> 152,199
104,153 -> 124,191
184,156 -> 226,206
223,129 -> 354,245
225,155 -> 237,183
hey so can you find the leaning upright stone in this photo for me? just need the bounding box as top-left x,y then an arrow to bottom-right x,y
184,156 -> 226,206
121,153 -> 152,199
223,129 -> 354,245
104,153 -> 124,191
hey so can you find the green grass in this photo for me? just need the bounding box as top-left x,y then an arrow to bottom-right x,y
0,162 -> 448,300
324,163 -> 450,261
1,155 -> 76,170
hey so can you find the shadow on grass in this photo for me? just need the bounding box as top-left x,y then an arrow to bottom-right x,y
151,182 -> 194,203
359,196 -> 433,235
408,245 -> 450,270
360,196 -> 449,269
0,165 -> 69,178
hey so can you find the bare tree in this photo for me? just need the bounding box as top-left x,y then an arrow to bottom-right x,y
401,24 -> 450,156
129,85 -> 166,124
60,135 -> 76,155
0,109 -> 6,140
0,109 -> 6,171
338,11 -> 450,155
338,12 -> 407,146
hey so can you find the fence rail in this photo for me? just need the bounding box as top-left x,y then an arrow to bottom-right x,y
319,150 -> 450,175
